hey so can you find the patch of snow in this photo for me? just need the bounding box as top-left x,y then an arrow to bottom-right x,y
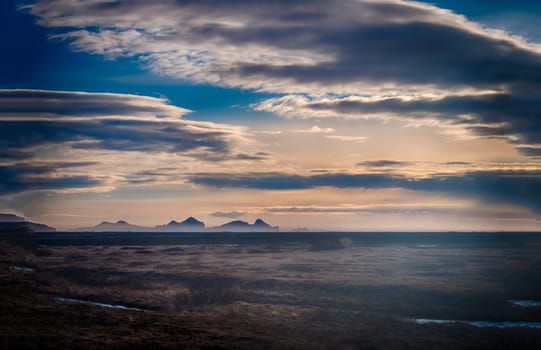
54,297 -> 145,311
509,300 -> 541,307
411,318 -> 541,329
11,266 -> 35,272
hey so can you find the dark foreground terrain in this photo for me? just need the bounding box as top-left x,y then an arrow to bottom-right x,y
2,229 -> 541,349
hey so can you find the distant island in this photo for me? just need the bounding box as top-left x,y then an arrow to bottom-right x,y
208,218 -> 277,232
74,217 -> 279,233
156,217 -> 206,232
0,213 -> 56,233
0,213 -> 279,233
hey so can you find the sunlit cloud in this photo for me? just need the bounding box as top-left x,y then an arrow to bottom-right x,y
292,125 -> 335,134
325,135 -> 368,143
253,92 -> 541,155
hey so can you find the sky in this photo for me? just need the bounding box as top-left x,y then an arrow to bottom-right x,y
1,0 -> 540,231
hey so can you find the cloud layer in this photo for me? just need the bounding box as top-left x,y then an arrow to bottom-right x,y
24,0 -> 541,156
190,170 -> 541,213
0,89 -> 246,159
0,89 -> 249,194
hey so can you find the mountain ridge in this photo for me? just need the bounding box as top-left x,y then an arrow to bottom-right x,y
74,217 -> 278,232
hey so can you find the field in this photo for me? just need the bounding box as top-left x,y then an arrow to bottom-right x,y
2,230 -> 541,349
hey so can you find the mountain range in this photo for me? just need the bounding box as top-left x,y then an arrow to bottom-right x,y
209,218 -> 278,232
76,217 -> 278,232
0,214 -> 56,233
0,213 -> 279,233
155,217 -> 206,232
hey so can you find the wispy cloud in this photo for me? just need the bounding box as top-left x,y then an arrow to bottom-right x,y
265,205 -> 468,216
292,125 -> 335,134
0,89 -> 191,121
210,211 -> 246,219
358,160 -> 411,168
325,135 -> 368,143
254,93 -> 541,155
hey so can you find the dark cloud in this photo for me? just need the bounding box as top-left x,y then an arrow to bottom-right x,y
133,169 -> 171,177
0,163 -> 101,195
303,93 -> 541,151
445,161 -> 472,165
0,119 -> 231,158
0,90 -> 243,163
27,1 -> 541,90
0,148 -> 33,161
232,21 -> 541,89
234,152 -> 271,161
210,211 -> 246,219
358,160 -> 411,167
191,172 -> 397,190
0,89 -> 188,118
515,146 -> 541,157
190,171 -> 541,213
0,89 -> 249,194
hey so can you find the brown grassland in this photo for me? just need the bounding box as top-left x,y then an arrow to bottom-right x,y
2,229 -> 541,349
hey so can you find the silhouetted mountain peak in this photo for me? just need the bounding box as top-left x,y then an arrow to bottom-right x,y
88,220 -> 144,232
155,217 -> 205,231
254,218 -> 271,227
0,213 -> 26,223
180,217 -> 205,227
222,220 -> 249,226
213,218 -> 278,232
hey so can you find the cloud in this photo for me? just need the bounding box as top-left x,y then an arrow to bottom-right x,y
265,205 -> 466,216
0,163 -> 101,195
325,135 -> 368,143
292,125 -> 335,134
25,0 -> 541,92
210,211 -> 246,219
358,160 -> 411,167
189,170 -> 541,213
255,92 -> 541,155
0,89 -> 190,121
516,146 -> 541,157
0,89 -> 255,194
290,126 -> 369,142
234,152 -> 271,161
0,89 -> 247,162
23,0 -> 541,154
